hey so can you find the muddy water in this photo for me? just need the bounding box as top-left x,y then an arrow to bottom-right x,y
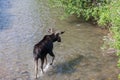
0,0 -> 119,80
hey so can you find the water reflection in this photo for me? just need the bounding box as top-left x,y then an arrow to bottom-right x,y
53,55 -> 84,74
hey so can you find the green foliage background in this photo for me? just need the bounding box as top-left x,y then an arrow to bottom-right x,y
110,0 -> 120,68
50,0 -> 111,27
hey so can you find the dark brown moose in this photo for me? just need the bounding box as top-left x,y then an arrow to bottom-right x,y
33,28 -> 64,78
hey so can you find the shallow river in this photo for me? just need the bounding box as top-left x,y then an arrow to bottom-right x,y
0,0 -> 119,80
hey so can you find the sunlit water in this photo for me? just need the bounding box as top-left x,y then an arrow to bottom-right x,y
0,0 -> 119,80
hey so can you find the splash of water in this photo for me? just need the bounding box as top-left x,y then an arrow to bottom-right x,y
44,63 -> 50,72
40,63 -> 50,76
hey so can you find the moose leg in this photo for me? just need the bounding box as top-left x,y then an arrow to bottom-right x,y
34,59 -> 38,79
45,55 -> 47,65
49,52 -> 55,65
41,58 -> 44,73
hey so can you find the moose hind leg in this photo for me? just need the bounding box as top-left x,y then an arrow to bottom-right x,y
41,58 -> 44,73
45,55 -> 47,65
34,59 -> 38,79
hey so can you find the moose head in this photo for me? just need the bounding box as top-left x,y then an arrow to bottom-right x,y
48,28 -> 65,42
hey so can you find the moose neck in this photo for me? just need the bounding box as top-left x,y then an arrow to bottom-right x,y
50,33 -> 57,42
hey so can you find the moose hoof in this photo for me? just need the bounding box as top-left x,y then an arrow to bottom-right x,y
50,63 -> 53,65
41,71 -> 44,74
35,76 -> 38,79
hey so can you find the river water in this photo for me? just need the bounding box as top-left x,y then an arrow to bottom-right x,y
0,0 -> 119,80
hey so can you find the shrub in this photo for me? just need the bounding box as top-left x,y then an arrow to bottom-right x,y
50,0 -> 111,27
110,0 -> 120,68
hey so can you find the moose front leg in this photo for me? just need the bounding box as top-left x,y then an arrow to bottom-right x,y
49,51 -> 55,65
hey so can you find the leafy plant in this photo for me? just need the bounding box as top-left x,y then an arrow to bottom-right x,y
110,0 -> 120,73
50,0 -> 111,27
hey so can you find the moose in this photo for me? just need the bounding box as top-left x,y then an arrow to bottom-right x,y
33,28 -> 64,78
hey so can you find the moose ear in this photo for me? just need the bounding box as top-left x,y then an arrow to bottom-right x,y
48,28 -> 56,33
60,31 -> 65,34
48,28 -> 52,33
